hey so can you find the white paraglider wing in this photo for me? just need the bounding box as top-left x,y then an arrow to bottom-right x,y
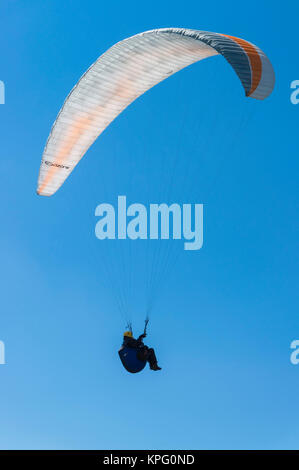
37,28 -> 275,196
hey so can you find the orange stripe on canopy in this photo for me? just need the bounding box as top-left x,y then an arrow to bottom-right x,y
222,34 -> 262,96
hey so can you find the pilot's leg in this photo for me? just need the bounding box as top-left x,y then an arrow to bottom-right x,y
137,346 -> 148,361
147,348 -> 158,369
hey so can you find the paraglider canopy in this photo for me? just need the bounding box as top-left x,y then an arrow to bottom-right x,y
37,27 -> 275,197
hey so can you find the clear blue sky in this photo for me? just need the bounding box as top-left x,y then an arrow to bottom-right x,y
0,0 -> 298,450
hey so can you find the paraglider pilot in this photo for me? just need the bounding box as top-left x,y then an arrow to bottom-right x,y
119,330 -> 161,373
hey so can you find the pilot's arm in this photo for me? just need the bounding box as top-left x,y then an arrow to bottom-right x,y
137,333 -> 146,343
